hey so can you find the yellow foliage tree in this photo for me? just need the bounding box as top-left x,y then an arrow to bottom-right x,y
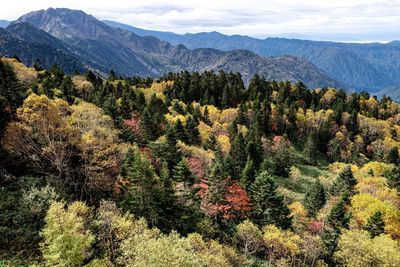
334,230 -> 400,267
351,193 -> 400,238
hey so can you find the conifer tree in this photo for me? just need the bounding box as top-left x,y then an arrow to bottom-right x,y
185,117 -> 201,145
0,60 -> 25,136
60,76 -> 77,104
303,179 -> 326,217
364,211 -> 385,237
120,147 -> 159,225
326,194 -> 351,231
206,160 -> 228,206
140,107 -> 156,142
241,157 -> 256,188
387,147 -> 400,165
323,193 -> 352,263
231,132 -> 247,178
156,160 -> 178,232
387,166 -> 400,192
249,171 -> 292,229
173,119 -> 187,142
173,157 -> 196,185
236,104 -> 248,126
221,84 -> 230,108
330,166 -> 357,196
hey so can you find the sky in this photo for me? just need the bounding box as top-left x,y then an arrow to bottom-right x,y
1,0 -> 400,42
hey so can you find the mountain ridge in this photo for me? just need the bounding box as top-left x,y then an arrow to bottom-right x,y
103,20 -> 400,91
0,8 -> 343,88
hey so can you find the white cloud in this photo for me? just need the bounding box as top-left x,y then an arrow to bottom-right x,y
1,0 -> 400,42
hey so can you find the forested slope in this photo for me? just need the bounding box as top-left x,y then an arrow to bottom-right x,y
1,58 -> 400,266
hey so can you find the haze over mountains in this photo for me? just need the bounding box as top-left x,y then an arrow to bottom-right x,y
0,8 -> 400,101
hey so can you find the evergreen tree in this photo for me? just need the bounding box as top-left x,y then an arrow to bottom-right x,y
326,194 -> 351,231
387,147 -> 400,165
206,160 -> 228,206
0,60 -> 26,136
246,139 -> 262,169
330,166 -> 357,196
323,193 -> 352,263
156,160 -> 178,232
249,171 -> 292,229
241,157 -> 256,188
120,147 -> 159,225
221,84 -> 230,108
364,211 -> 385,237
141,107 -> 157,142
173,157 -> 196,185
60,76 -> 77,104
303,179 -> 326,217
230,132 -> 247,178
173,119 -> 187,142
387,166 -> 400,192
236,104 -> 248,126
185,117 -> 201,145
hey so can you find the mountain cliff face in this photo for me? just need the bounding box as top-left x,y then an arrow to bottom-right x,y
5,8 -> 343,88
104,20 -> 400,91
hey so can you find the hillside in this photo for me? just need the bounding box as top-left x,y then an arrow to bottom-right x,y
104,20 -> 400,91
1,58 -> 399,266
1,8 -> 343,88
0,20 -> 9,28
377,85 -> 400,102
0,26 -> 86,73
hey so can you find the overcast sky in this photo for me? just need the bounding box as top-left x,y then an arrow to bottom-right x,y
1,0 -> 400,42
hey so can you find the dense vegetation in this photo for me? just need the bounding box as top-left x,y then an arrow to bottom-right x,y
1,58 -> 400,266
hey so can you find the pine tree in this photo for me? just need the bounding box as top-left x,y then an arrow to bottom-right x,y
185,116 -> 201,145
173,119 -> 187,142
330,166 -> 357,196
387,147 -> 400,165
156,160 -> 178,232
0,60 -> 25,135
60,76 -> 77,104
206,160 -> 228,206
160,158 -> 202,234
364,211 -> 385,237
231,132 -> 247,178
221,84 -> 230,108
236,104 -> 248,126
120,147 -> 159,225
241,157 -> 256,188
141,107 -> 156,142
173,157 -> 196,185
387,166 -> 400,192
246,139 -> 262,169
326,194 -> 351,231
249,171 -> 292,229
303,179 -> 326,217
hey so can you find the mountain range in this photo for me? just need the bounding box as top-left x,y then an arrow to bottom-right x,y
1,8 -> 400,101
103,20 -> 400,93
0,8 -> 342,89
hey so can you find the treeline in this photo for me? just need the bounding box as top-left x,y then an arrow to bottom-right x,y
1,59 -> 400,266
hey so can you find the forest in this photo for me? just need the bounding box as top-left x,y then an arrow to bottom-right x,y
0,57 -> 400,266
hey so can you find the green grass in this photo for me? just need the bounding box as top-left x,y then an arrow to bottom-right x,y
274,146 -> 336,203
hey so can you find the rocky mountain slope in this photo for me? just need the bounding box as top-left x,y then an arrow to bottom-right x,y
104,20 -> 400,91
1,8 -> 343,88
